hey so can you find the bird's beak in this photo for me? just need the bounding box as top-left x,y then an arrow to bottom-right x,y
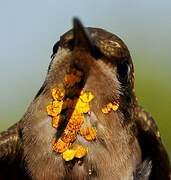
73,18 -> 95,54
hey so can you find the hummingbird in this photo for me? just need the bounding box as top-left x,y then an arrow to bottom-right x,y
0,18 -> 170,180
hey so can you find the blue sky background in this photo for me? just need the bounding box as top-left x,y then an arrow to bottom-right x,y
0,0 -> 171,156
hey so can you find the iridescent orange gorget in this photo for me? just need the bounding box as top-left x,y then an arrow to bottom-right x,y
46,68 -> 119,161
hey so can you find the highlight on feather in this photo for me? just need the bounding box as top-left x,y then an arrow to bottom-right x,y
101,101 -> 119,114
64,69 -> 82,87
79,126 -> 97,141
62,144 -> 88,161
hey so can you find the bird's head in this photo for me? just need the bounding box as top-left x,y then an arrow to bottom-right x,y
42,17 -> 138,159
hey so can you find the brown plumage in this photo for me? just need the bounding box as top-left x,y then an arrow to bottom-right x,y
0,18 -> 170,180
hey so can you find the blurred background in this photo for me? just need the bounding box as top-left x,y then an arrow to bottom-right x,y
0,0 -> 170,158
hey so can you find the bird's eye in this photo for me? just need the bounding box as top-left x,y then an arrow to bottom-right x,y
117,60 -> 130,81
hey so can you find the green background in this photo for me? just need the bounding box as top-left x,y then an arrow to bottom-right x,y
0,0 -> 170,158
